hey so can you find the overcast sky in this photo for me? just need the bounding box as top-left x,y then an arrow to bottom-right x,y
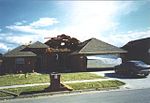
0,0 -> 150,53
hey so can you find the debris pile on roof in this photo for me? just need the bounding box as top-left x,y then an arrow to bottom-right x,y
45,34 -> 80,52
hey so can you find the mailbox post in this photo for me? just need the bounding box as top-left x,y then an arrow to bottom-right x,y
50,73 -> 61,90
45,72 -> 72,92
46,53 -> 64,91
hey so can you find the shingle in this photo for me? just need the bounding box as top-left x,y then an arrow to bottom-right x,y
72,38 -> 127,55
27,41 -> 49,49
4,45 -> 36,57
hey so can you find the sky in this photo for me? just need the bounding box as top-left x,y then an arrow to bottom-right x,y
0,0 -> 150,53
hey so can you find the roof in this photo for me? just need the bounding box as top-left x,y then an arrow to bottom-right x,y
122,37 -> 150,51
27,41 -> 49,49
4,45 -> 36,57
128,37 -> 150,44
72,38 -> 127,55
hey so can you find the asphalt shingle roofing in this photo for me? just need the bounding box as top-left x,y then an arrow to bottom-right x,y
27,41 -> 49,49
4,45 -> 36,57
72,38 -> 127,55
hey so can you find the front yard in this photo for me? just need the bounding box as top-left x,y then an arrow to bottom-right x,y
0,72 -> 104,86
0,72 -> 125,98
0,80 -> 125,97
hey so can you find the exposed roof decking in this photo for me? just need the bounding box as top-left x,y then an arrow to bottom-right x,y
72,38 -> 127,55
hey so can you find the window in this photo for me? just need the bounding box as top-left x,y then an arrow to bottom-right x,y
15,58 -> 25,64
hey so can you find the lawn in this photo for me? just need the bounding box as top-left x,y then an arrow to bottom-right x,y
0,85 -> 48,97
67,80 -> 125,90
61,72 -> 103,81
0,80 -> 125,97
0,72 -> 103,86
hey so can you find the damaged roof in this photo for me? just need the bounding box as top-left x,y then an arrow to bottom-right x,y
4,37 -> 127,57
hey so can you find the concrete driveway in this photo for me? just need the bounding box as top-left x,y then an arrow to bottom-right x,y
92,70 -> 150,90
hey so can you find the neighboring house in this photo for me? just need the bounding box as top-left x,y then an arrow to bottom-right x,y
121,37 -> 150,64
3,36 -> 127,74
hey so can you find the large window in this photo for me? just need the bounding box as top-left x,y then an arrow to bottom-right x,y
15,58 -> 25,64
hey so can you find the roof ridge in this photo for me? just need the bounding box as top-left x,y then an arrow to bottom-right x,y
78,38 -> 93,53
27,41 -> 49,48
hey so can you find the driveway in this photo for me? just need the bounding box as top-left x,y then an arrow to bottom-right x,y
92,70 -> 150,90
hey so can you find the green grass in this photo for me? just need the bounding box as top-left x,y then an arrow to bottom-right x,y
0,73 -> 49,86
67,80 -> 125,90
0,85 -> 48,97
61,72 -> 103,81
0,72 -> 103,86
0,80 -> 125,97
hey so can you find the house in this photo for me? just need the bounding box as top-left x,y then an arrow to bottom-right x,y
2,35 -> 127,74
3,45 -> 37,73
121,37 -> 150,64
3,41 -> 51,74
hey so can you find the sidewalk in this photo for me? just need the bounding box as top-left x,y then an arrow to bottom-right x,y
0,78 -> 115,90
